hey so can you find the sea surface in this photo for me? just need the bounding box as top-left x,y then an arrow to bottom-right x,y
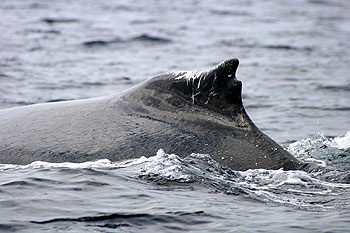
0,0 -> 350,232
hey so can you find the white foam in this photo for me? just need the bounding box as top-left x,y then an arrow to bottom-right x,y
140,149 -> 192,181
331,131 -> 350,149
0,157 -> 148,171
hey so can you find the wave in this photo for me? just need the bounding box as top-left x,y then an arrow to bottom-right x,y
132,34 -> 172,42
30,211 -> 213,231
82,34 -> 172,47
220,39 -> 313,52
210,9 -> 250,16
317,84 -> 350,92
297,105 -> 350,111
25,29 -> 61,34
41,17 -> 79,24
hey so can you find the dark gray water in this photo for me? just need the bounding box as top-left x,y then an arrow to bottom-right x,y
1,0 -> 350,232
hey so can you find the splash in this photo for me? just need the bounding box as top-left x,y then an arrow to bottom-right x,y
139,149 -> 350,209
332,131 -> 350,149
140,149 -> 195,182
287,131 -> 350,168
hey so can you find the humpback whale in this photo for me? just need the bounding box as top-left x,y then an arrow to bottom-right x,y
0,58 -> 307,171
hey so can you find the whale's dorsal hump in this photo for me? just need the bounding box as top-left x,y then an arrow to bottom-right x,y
130,58 -> 254,129
157,58 -> 243,112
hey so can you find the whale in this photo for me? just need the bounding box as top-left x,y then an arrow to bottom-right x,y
0,58 -> 307,171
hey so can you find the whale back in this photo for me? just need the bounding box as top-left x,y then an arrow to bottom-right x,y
0,59 -> 306,171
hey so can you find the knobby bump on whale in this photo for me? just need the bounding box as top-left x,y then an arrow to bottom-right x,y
0,58 -> 308,171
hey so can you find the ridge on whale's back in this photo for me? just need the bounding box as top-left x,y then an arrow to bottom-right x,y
0,58 -> 307,171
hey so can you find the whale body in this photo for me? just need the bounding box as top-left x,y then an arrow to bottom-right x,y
0,59 -> 307,171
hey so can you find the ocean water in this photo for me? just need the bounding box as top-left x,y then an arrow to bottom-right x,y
0,0 -> 350,232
